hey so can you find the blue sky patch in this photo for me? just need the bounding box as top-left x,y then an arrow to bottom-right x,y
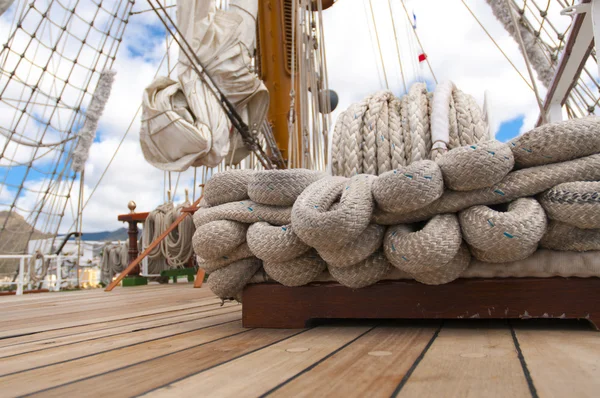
496,115 -> 524,142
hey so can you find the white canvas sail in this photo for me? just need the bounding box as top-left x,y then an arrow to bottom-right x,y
140,0 -> 269,172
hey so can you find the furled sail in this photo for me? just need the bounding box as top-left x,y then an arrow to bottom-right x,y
140,0 -> 269,172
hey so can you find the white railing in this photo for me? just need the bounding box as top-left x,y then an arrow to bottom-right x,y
0,254 -> 80,295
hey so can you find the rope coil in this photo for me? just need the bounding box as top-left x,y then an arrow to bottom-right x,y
331,83 -> 489,176
192,109 -> 600,300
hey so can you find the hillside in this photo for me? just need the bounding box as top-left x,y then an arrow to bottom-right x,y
0,211 -> 131,276
76,228 -> 129,242
0,211 -> 52,275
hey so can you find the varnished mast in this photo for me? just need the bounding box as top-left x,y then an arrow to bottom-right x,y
257,0 -> 335,165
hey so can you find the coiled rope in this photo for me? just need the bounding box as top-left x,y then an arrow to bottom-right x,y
193,112 -> 600,300
331,83 -> 489,176
100,242 -> 128,285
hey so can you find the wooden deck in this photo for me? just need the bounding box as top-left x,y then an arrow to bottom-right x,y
0,284 -> 598,397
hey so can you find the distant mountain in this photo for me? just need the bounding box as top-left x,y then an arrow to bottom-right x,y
0,211 -> 52,274
75,228 -> 129,242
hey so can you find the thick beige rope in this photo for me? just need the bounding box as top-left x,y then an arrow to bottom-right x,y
448,93 -> 460,149
263,250 -> 326,287
540,221 -> 600,252
196,243 -> 253,273
248,169 -> 325,206
388,97 -> 406,169
192,220 -> 248,260
207,257 -> 262,300
364,91 -> 394,174
247,222 -> 310,263
408,83 -> 431,162
436,140 -> 514,191
164,201 -> 195,268
193,200 -> 292,228
344,100 -> 369,176
453,88 -> 476,146
374,153 -> 600,225
328,251 -> 392,288
510,117 -> 600,168
401,95 -> 412,165
384,214 -> 462,276
203,169 -> 254,206
331,83 -> 488,176
459,198 -> 547,263
292,175 -> 375,250
317,223 -> 384,268
361,94 -> 380,175
372,160 -> 443,213
193,111 -> 600,299
539,181 -> 600,229
331,109 -> 346,176
101,243 -> 128,285
143,203 -> 171,274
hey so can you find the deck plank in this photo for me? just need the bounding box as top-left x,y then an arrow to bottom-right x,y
0,299 -> 222,339
1,284 -> 597,397
0,319 -> 246,396
141,325 -> 374,397
0,297 -> 232,350
0,308 -> 241,374
0,288 -> 214,325
31,328 -> 303,398
396,321 -> 531,398
268,323 -> 440,397
513,321 -> 600,398
0,284 -> 204,312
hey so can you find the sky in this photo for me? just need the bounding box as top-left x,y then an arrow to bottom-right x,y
0,0 -> 583,234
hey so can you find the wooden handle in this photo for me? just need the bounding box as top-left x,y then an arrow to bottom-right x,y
105,196 -> 203,292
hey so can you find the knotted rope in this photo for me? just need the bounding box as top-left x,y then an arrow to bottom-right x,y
193,113 -> 600,300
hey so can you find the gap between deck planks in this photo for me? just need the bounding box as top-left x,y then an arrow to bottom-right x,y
139,324 -> 375,397
511,320 -> 600,397
395,321 -> 531,398
0,286 -> 214,324
27,328 -> 304,398
2,285 -> 599,398
0,318 -> 247,396
0,307 -> 241,373
0,295 -> 229,349
0,288 -> 216,338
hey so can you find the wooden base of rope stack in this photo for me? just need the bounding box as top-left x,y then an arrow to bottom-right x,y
192,112 -> 600,330
242,279 -> 600,329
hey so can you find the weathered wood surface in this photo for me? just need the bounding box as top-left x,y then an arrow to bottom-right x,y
0,283 -> 598,397
242,278 -> 600,329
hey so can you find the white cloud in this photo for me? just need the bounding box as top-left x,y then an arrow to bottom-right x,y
0,0 -> 595,235
322,0 -> 573,136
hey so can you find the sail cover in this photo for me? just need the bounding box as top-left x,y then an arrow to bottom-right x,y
140,0 -> 269,171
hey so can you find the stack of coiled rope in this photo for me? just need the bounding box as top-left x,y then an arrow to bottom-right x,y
193,110 -> 600,300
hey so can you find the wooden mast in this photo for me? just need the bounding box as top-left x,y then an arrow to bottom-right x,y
257,0 -> 335,166
257,0 -> 297,164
